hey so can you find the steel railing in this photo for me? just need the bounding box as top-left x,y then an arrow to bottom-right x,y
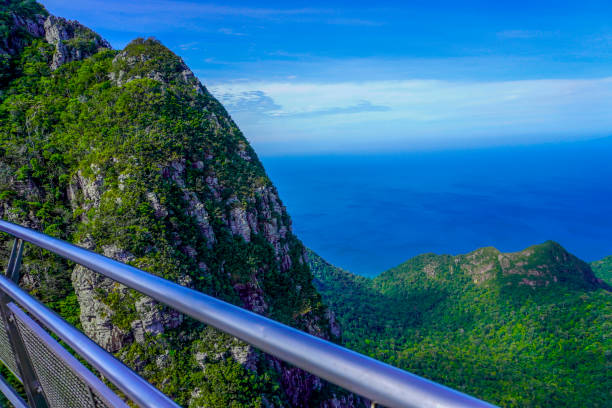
0,219 -> 496,408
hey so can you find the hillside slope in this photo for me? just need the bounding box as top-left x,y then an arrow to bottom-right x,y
0,1 -> 355,406
591,255 -> 612,285
310,242 -> 612,407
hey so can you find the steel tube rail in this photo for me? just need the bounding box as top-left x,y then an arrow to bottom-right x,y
7,302 -> 131,408
0,374 -> 28,408
0,275 -> 179,408
0,219 -> 496,408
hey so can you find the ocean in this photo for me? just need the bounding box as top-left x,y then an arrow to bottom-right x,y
260,137 -> 612,277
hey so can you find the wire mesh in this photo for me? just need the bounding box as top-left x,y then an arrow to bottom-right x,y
9,303 -> 126,408
0,314 -> 20,380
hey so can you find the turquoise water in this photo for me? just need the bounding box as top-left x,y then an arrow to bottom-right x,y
261,137 -> 612,276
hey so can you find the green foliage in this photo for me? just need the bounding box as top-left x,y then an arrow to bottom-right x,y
0,0 -> 46,17
0,0 -> 48,87
120,326 -> 286,407
0,0 -> 46,41
311,245 -> 612,408
97,287 -> 141,331
47,291 -> 81,328
0,362 -> 25,407
591,255 -> 612,285
0,8 -> 330,405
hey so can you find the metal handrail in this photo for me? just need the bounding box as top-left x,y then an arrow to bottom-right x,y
1,287 -> 177,408
0,219 -> 496,408
0,373 -> 27,408
6,302 -> 132,408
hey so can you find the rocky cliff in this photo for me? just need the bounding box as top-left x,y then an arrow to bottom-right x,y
0,1 -> 355,406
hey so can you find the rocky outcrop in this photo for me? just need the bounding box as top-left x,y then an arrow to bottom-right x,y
228,199 -> 252,242
43,15 -> 111,69
458,241 -> 607,290
162,160 -> 216,246
67,168 -> 104,212
282,366 -> 322,407
72,244 -> 182,352
130,295 -> 183,343
110,38 -> 203,96
233,281 -> 268,314
0,4 -> 46,56
72,263 -> 128,352
0,4 -> 110,69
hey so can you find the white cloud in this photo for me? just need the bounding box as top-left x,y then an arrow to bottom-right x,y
497,30 -> 545,39
178,41 -> 199,51
218,28 -> 246,36
209,77 -> 612,154
325,18 -> 383,27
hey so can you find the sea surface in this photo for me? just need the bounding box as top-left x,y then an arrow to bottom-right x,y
260,137 -> 612,277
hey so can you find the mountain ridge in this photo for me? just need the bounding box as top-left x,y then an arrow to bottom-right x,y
310,242 -> 611,407
375,240 -> 609,291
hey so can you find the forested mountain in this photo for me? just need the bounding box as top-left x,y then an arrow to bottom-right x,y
591,256 -> 612,285
310,242 -> 611,407
1,2 -> 610,408
0,1 -> 356,406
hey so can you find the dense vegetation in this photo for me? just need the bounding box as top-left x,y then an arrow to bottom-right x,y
592,255 -> 612,285
0,1 -> 344,407
1,2 -> 610,408
310,242 -> 612,407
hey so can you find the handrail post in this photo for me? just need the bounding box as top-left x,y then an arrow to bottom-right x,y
0,238 -> 49,408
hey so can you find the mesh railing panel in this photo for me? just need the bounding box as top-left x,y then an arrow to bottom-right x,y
0,314 -> 19,379
14,312 -> 97,407
92,392 -> 113,408
9,304 -> 122,408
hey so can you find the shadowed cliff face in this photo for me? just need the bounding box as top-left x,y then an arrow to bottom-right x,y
0,1 -> 355,406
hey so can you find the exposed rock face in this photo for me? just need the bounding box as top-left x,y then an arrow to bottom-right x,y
326,309 -> 341,339
110,41 -> 203,94
229,344 -> 258,372
458,241 -> 606,290
282,366 -> 322,407
67,168 -> 104,212
163,160 -> 216,246
0,5 -> 46,56
131,295 -> 183,343
233,281 -> 268,314
43,15 -> 111,69
0,4 -> 110,69
72,244 -> 182,352
71,244 -> 132,352
229,200 -> 251,242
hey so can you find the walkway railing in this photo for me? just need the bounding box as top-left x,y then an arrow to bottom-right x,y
0,219 -> 496,408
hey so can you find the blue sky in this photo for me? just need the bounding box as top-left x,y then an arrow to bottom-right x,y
42,0 -> 612,154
